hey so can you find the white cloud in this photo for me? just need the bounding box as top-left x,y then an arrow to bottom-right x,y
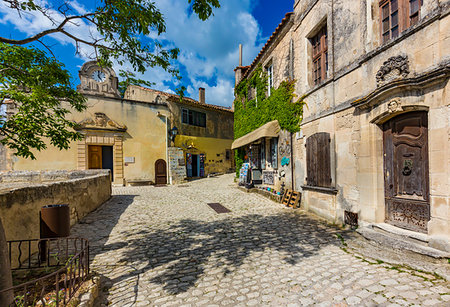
0,0 -> 101,59
0,0 -> 265,107
148,0 -> 264,107
187,78 -> 235,108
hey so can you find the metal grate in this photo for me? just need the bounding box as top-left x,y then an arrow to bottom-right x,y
344,211 -> 358,227
207,203 -> 231,214
2,238 -> 89,306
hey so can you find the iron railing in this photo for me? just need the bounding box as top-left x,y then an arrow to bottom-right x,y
1,238 -> 89,306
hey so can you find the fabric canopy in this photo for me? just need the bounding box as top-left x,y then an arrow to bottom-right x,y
231,120 -> 281,150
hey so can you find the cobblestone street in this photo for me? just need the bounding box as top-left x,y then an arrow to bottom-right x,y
71,174 -> 449,306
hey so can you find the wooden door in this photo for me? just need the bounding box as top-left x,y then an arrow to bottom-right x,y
383,111 -> 429,233
155,159 -> 167,185
88,145 -> 102,169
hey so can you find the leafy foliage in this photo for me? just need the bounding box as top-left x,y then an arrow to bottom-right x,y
1,0 -> 220,78
0,43 -> 86,159
0,0 -> 220,158
233,66 -> 305,174
234,66 -> 305,139
118,71 -> 156,96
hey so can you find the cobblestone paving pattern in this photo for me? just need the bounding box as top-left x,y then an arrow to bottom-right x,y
71,174 -> 450,306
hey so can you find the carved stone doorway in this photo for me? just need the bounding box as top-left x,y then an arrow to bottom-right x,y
76,112 -> 126,185
383,111 -> 430,233
155,159 -> 167,185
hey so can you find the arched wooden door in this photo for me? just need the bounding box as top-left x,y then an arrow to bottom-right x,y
155,159 -> 167,185
383,111 -> 429,233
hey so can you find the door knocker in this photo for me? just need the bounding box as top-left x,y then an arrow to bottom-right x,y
402,159 -> 413,176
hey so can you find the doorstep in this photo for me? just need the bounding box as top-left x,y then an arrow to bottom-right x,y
357,222 -> 450,259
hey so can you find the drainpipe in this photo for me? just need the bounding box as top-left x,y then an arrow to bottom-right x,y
331,0 -> 337,189
290,132 -> 295,190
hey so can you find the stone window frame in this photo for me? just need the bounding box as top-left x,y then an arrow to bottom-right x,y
309,24 -> 328,86
379,0 -> 423,44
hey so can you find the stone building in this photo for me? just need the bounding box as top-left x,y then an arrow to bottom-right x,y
1,61 -> 234,185
235,0 -> 449,252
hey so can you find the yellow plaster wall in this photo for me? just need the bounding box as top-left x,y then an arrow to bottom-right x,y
10,96 -> 170,184
174,135 -> 234,175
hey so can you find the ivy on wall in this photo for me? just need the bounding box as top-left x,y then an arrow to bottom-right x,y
234,65 -> 305,175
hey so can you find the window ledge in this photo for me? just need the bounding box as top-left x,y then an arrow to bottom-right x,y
301,185 -> 338,194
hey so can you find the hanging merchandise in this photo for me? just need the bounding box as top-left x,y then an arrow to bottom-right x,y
186,153 -> 193,177
239,163 -> 250,185
199,154 -> 205,177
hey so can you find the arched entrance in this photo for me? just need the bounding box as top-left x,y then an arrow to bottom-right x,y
155,159 -> 167,185
382,111 -> 430,233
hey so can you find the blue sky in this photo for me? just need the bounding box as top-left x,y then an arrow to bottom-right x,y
0,0 -> 294,107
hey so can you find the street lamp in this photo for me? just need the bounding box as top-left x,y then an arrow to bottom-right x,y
169,126 -> 178,142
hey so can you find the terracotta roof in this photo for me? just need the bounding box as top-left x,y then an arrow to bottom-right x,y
240,12 -> 294,80
234,65 -> 250,72
132,86 -> 233,113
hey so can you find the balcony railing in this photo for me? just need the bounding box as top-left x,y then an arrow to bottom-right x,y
0,237 -> 89,306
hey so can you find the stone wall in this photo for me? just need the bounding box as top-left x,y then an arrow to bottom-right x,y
0,170 -> 111,242
168,147 -> 187,184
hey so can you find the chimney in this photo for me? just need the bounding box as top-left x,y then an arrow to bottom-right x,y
239,44 -> 243,67
199,87 -> 205,104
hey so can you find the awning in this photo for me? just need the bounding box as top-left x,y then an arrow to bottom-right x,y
231,120 -> 281,150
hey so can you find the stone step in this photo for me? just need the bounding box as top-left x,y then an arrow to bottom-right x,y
356,224 -> 450,259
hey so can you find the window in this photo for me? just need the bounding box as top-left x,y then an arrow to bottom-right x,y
266,64 -> 273,96
261,139 -> 266,169
268,138 -> 278,169
310,25 -> 328,85
305,132 -> 332,187
409,0 -> 422,26
380,0 -> 399,43
181,108 -> 206,127
380,0 -> 422,44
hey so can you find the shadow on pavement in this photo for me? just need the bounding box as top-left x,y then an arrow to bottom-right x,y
108,211 -> 350,296
70,194 -> 138,304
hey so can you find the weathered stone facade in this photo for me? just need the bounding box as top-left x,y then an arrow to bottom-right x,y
236,0 -> 450,251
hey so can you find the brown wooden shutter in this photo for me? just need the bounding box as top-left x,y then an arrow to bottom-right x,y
306,136 -> 316,186
306,132 -> 331,187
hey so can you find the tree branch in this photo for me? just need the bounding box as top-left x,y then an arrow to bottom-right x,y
0,12 -> 97,45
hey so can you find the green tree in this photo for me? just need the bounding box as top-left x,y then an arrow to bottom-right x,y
0,1 -> 220,304
0,0 -> 220,159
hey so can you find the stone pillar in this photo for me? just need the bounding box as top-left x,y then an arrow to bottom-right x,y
113,135 -> 124,185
